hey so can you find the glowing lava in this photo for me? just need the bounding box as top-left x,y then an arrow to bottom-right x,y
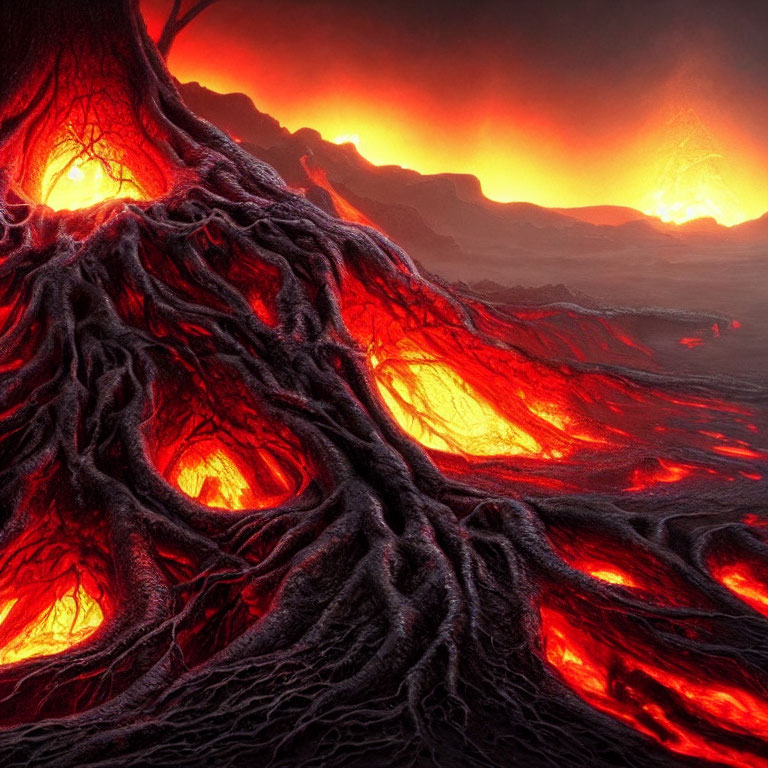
712,561 -> 768,617
41,136 -> 147,212
173,445 -> 252,510
572,561 -> 638,587
0,584 -> 104,666
625,459 -> 692,491
166,439 -> 297,511
339,265 -> 767,496
171,442 -> 267,511
541,604 -> 768,768
370,344 -> 551,458
300,155 -> 378,229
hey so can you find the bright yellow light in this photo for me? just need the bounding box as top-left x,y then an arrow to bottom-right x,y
0,585 -> 104,666
333,133 -> 360,149
42,155 -> 133,212
644,110 -> 747,226
589,569 -> 635,587
41,141 -> 145,212
718,566 -> 768,612
371,348 -> 547,457
646,187 -> 744,227
175,446 -> 251,510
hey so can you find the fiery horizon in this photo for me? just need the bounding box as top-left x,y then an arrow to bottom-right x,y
141,1 -> 768,227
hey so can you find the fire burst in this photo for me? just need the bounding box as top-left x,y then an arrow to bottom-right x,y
645,109 -> 746,226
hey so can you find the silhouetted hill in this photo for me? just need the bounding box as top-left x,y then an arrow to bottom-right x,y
178,82 -> 700,280
177,82 -> 768,383
553,205 -> 650,227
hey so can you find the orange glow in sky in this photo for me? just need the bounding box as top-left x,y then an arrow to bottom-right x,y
141,2 -> 768,225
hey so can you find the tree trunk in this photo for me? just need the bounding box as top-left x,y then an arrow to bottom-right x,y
0,2 -> 766,767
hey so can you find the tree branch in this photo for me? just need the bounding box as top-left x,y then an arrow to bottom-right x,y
178,0 -> 220,30
157,0 -> 221,59
157,0 -> 183,58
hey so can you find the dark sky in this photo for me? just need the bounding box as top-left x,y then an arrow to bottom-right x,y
147,0 -> 768,109
142,0 -> 768,213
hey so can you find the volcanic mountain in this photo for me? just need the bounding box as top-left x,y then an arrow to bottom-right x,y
181,82 -> 768,381
180,83 -> 768,286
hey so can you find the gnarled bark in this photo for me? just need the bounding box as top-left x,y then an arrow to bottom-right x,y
0,2 -> 766,767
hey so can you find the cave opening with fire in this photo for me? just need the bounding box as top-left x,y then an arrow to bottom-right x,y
0,1 -> 767,767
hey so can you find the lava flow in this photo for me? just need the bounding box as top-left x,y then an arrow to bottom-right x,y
541,602 -> 768,768
713,561 -> 768,616
0,584 -> 104,667
708,541 -> 768,618
339,264 -> 764,494
540,522 -> 768,768
300,154 -> 378,229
